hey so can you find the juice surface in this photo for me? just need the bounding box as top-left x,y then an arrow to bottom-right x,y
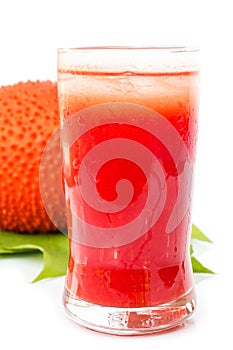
58,70 -> 199,307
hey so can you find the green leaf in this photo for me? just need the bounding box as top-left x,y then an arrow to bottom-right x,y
190,225 -> 215,274
0,231 -> 69,282
190,244 -> 194,256
191,256 -> 215,274
191,224 -> 212,243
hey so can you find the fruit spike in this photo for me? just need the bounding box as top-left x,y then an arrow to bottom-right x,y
0,80 -> 63,233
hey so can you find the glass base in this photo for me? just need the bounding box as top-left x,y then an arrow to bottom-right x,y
63,287 -> 196,335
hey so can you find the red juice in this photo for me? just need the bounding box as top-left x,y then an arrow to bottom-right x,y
58,48 -> 199,334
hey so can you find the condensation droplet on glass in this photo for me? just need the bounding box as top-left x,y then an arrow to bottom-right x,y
74,175 -> 79,185
72,158 -> 79,169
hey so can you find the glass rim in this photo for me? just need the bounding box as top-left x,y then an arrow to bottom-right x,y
57,46 -> 199,54
57,46 -> 200,74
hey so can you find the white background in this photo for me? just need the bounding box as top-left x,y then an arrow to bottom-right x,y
0,0 -> 233,348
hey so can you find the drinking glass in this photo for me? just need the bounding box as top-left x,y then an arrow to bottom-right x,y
57,46 -> 200,335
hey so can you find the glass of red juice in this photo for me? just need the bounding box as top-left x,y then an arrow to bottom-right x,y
57,47 -> 200,335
